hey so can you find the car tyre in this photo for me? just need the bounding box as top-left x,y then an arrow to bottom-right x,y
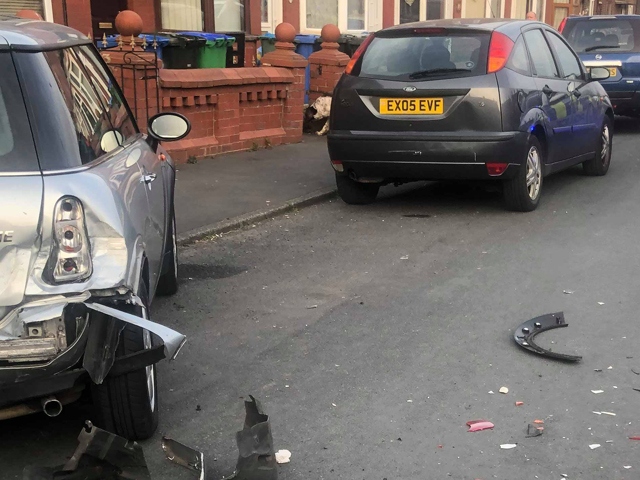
583,116 -> 612,176
91,280 -> 159,440
503,136 -> 543,212
156,206 -> 178,296
336,174 -> 380,205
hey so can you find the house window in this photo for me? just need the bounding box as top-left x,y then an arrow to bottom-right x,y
160,0 -> 204,30
396,0 -> 445,24
302,0 -> 367,32
261,0 -> 270,24
215,0 -> 245,31
0,0 -> 46,18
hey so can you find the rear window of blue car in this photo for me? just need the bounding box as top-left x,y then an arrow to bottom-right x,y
359,31 -> 490,80
563,18 -> 640,53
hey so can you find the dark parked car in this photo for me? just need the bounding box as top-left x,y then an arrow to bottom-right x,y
0,19 -> 190,439
560,15 -> 640,117
328,19 -> 614,211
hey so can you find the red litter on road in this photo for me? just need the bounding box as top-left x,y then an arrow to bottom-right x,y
467,420 -> 495,432
630,436 -> 640,440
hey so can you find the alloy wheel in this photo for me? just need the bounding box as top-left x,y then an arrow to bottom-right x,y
526,146 -> 542,201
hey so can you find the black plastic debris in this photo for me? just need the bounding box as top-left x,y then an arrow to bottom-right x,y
162,437 -> 205,480
227,395 -> 278,480
526,424 -> 544,438
23,421 -> 150,480
513,312 -> 582,362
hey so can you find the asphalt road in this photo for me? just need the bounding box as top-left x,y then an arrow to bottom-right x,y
3,119 -> 640,480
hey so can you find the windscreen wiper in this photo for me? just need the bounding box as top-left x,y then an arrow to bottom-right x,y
409,68 -> 471,79
584,45 -> 620,52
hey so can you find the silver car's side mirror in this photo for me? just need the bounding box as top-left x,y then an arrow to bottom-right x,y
589,67 -> 611,82
147,113 -> 191,142
100,130 -> 124,153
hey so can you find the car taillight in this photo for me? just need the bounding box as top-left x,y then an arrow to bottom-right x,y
558,18 -> 567,33
345,34 -> 375,75
486,162 -> 509,176
487,32 -> 514,74
50,197 -> 92,283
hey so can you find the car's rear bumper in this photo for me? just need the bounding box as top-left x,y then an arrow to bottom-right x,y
327,131 -> 528,181
603,85 -> 640,115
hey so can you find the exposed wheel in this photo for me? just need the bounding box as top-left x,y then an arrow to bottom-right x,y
91,280 -> 159,440
156,207 -> 178,296
336,174 -> 380,205
503,137 -> 543,212
583,116 -> 612,176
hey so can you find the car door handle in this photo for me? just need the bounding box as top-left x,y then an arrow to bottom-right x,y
542,85 -> 553,96
141,173 -> 157,184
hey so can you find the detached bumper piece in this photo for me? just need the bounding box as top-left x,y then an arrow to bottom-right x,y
162,437 -> 205,480
228,395 -> 278,480
513,312 -> 582,362
23,421 -> 151,480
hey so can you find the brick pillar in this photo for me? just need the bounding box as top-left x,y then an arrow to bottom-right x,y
308,24 -> 350,104
261,23 -> 308,142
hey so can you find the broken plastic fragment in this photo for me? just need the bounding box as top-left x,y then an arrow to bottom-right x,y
591,390 -> 604,394
162,437 -> 205,480
598,302 -> 605,305
563,290 -> 574,294
513,312 -> 581,362
601,411 -> 616,416
533,419 -> 544,424
488,391 -> 494,395
515,401 -> 524,406
400,255 -> 409,260
467,420 -> 495,432
629,436 -> 640,441
608,366 -> 613,370
275,450 -> 291,464
499,387 -> 509,394
624,466 -> 632,469
500,444 -> 517,449
589,444 -> 601,450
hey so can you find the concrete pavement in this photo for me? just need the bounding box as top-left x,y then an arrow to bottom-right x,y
174,135 -> 335,243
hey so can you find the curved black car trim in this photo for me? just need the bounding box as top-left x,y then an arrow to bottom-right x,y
513,312 -> 582,362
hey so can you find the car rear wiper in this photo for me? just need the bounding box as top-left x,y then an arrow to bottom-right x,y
409,68 -> 471,79
584,45 -> 620,52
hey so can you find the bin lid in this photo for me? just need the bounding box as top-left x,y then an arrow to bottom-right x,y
178,31 -> 233,41
138,33 -> 172,46
294,34 -> 319,44
260,32 -> 276,39
157,32 -> 207,46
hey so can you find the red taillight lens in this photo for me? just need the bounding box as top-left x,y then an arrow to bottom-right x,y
486,162 -> 509,176
558,18 -> 567,33
487,32 -> 514,74
345,34 -> 375,75
331,160 -> 344,172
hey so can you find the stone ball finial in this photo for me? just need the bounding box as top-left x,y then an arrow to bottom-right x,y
321,24 -> 341,43
115,10 -> 144,37
275,22 -> 296,43
16,9 -> 43,20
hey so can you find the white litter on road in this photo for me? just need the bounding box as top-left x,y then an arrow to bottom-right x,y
500,444 -> 517,450
563,290 -> 574,294
488,391 -> 495,395
400,255 -> 409,260
601,412 -> 616,416
499,387 -> 509,394
598,302 -> 605,305
591,390 -> 604,394
275,450 -> 292,464
407,400 -> 413,403
593,411 -> 602,415
624,466 -> 632,469
608,366 -> 613,370
589,444 -> 601,450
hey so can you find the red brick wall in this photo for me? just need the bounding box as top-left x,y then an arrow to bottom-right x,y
158,67 -> 305,162
308,46 -> 349,103
283,0 -> 301,32
51,0 -> 92,35
127,0 -> 158,32
382,0 -> 395,28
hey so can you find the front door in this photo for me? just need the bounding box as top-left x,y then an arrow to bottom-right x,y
524,28 -> 578,162
91,0 -> 128,38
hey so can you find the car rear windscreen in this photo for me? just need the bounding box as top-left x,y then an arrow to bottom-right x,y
359,31 -> 490,80
563,18 -> 640,53
0,52 -> 39,173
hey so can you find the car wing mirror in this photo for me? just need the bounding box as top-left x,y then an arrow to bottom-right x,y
588,66 -> 611,82
147,113 -> 191,142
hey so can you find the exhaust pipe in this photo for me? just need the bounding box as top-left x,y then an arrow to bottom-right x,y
41,396 -> 63,418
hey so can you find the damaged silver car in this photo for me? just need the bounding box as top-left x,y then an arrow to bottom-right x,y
0,19 -> 189,439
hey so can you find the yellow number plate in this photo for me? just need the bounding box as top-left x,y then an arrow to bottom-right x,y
608,67 -> 617,77
379,98 -> 444,115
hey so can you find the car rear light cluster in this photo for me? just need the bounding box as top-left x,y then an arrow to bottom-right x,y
557,18 -> 567,33
487,31 -> 514,74
486,162 -> 509,176
345,34 -> 375,75
331,160 -> 344,172
50,197 -> 92,283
